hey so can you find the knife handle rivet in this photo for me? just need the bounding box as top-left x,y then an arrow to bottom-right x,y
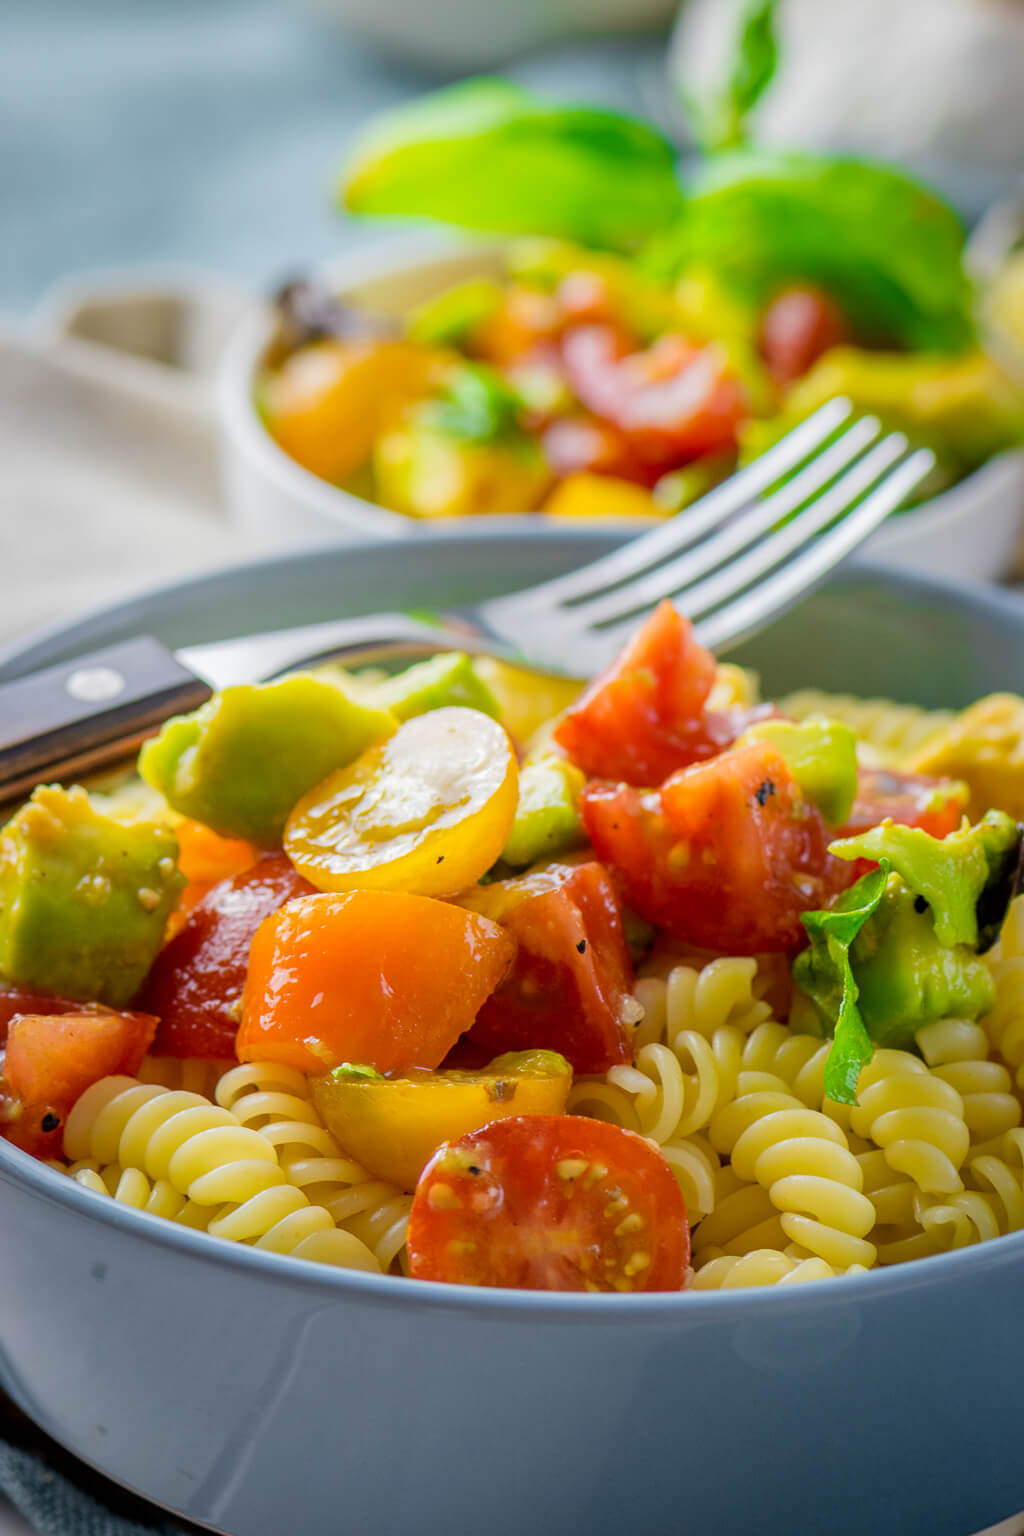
65,667 -> 127,703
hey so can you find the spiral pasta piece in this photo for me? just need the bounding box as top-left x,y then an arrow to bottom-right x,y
63,1159 -> 215,1227
981,906 -> 1024,1089
709,1088 -> 877,1270
737,1023 -> 832,1110
63,1076 -> 379,1272
847,1050 -> 970,1195
214,1062 -> 411,1272
854,1149 -> 933,1265
691,1250 -> 848,1289
570,958 -> 775,1225
690,1166 -> 787,1263
138,1057 -> 235,1098
965,1128 -> 1024,1237
915,1019 -> 1021,1144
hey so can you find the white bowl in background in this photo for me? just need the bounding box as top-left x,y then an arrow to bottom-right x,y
216,236 -> 1024,577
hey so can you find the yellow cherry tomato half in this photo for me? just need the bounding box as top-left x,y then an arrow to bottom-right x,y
284,706 -> 519,897
310,1050 -> 573,1191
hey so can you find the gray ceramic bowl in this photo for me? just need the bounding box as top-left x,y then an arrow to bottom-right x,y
3,529 -> 1024,1536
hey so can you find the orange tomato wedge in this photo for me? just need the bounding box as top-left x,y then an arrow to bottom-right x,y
237,889 -> 515,1075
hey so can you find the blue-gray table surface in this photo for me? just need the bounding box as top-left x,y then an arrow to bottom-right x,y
0,0 -> 669,315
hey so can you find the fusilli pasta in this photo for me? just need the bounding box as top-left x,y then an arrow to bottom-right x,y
843,1049 -> 971,1195
64,1077 -> 379,1271
691,1249 -> 854,1288
214,1062 -> 412,1272
707,1085 -> 877,1270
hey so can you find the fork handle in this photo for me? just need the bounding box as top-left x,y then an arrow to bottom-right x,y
0,636 -> 212,807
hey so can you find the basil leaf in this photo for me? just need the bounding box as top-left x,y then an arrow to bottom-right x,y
342,77 -> 685,251
793,863 -> 890,1106
686,0 -> 780,152
422,364 -> 521,444
643,151 -> 974,353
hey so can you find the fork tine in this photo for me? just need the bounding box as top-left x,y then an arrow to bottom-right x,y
694,448 -> 936,652
618,430 -> 910,628
570,416 -> 883,627
480,398 -> 853,624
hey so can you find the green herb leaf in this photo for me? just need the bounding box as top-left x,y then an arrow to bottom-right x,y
342,77 -> 685,252
643,151 -> 975,353
687,0 -> 780,153
423,363 -> 521,444
793,863 -> 890,1105
330,1062 -> 384,1082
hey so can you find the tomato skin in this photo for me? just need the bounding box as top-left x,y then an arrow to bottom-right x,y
0,988 -> 79,1046
173,819 -> 257,920
238,890 -> 516,1076
460,862 -> 635,1075
541,415 -> 653,486
840,769 -> 968,841
582,742 -> 851,954
2,1007 -> 156,1158
473,284 -> 563,367
553,600 -> 736,785
138,853 -> 314,1058
408,1114 -> 688,1291
760,284 -> 848,386
562,324 -> 748,472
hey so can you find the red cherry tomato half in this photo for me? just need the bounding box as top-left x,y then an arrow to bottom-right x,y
562,324 -> 748,473
759,284 -> 848,386
0,988 -> 80,1046
582,741 -> 852,954
460,861 -> 634,1076
408,1115 -> 688,1292
554,600 -> 736,786
1,1007 -> 157,1158
138,853 -> 314,1058
840,768 -> 968,841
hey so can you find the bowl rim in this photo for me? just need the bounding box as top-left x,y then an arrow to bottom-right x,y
215,231 -> 1024,540
5,529 -> 1024,1317
6,1104 -> 1024,1318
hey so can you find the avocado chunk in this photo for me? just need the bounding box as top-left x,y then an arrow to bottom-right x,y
372,653 -> 501,723
0,785 -> 184,1006
848,876 -> 995,1048
502,753 -> 586,868
831,809 -> 1020,948
138,675 -> 395,847
780,348 -> 1024,479
741,716 -> 858,826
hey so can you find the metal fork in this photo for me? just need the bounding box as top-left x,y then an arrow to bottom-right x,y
0,398 -> 933,801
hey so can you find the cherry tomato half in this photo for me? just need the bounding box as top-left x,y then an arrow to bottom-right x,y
553,600 -> 733,786
139,853 -> 313,1058
759,284 -> 848,386
284,707 -> 518,898
582,741 -> 851,954
408,1114 -> 689,1292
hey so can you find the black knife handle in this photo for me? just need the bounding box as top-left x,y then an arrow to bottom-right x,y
0,636 -> 211,806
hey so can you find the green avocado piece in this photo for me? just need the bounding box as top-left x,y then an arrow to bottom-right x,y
138,675 -> 395,846
0,785 -> 184,1006
741,716 -> 858,826
502,753 -> 586,868
372,653 -> 501,723
407,277 -> 503,346
831,809 -> 1020,948
850,877 -> 995,1047
780,349 -> 1024,479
